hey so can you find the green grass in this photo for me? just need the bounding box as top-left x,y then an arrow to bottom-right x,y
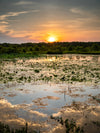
0,42 -> 100,59
0,53 -> 42,59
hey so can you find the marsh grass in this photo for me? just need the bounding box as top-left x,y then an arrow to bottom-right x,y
34,69 -> 40,73
50,116 -> 84,133
0,55 -> 100,84
92,121 -> 100,127
0,122 -> 38,133
92,96 -> 100,103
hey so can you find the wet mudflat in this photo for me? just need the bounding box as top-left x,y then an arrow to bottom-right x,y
0,54 -> 100,133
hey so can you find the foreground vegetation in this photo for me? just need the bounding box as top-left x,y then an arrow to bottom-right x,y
0,118 -> 84,133
51,116 -> 84,133
0,122 -> 37,133
0,42 -> 100,58
0,55 -> 100,84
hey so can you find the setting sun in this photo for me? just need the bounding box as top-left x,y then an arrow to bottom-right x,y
48,37 -> 56,42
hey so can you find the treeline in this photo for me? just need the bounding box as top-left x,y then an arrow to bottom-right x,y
0,42 -> 100,56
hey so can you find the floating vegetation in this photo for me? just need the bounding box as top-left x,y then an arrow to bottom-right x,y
92,96 -> 100,103
0,55 -> 100,84
34,69 -> 40,73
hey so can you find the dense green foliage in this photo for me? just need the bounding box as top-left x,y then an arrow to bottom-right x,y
0,42 -> 100,58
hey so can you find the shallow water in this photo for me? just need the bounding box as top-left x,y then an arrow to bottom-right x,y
0,54 -> 100,132
0,82 -> 100,122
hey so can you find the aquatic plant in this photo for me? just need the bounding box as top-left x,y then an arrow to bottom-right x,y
50,116 -> 84,133
34,69 -> 40,73
0,122 -> 38,133
65,119 -> 84,133
92,121 -> 100,127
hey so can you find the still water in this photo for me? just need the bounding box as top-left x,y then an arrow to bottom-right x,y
0,54 -> 100,132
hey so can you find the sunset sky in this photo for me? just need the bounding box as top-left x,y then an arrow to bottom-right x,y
0,0 -> 100,43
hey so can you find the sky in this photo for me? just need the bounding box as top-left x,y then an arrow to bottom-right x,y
0,0 -> 100,43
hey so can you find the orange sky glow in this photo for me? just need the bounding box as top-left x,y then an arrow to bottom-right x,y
0,0 -> 100,43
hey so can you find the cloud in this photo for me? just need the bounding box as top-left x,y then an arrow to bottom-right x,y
0,10 -> 39,22
70,8 -> 83,14
0,10 -> 39,35
0,11 -> 28,34
14,0 -> 35,6
29,110 -> 47,117
0,23 -> 13,34
0,21 -> 8,24
0,11 -> 31,21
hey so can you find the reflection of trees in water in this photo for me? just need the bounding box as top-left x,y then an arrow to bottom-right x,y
63,85 -> 72,102
46,55 -> 100,63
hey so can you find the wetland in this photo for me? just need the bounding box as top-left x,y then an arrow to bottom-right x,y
0,54 -> 100,133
